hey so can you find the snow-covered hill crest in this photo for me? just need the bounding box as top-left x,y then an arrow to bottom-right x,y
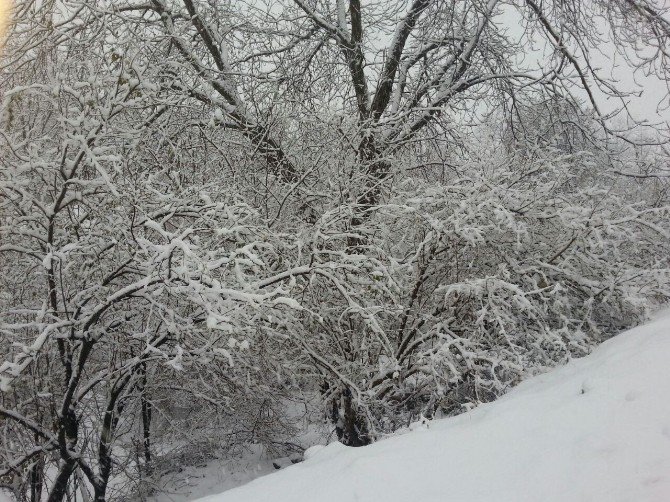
196,312 -> 670,502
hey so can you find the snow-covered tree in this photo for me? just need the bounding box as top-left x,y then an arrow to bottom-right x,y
1,1 -> 670,499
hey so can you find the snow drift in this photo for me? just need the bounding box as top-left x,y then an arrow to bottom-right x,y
195,311 -> 670,502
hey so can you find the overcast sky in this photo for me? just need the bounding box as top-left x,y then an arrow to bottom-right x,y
498,3 -> 670,130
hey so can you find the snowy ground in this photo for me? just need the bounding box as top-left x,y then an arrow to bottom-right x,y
145,445 -> 279,502
193,310 -> 670,502
145,396 -> 332,502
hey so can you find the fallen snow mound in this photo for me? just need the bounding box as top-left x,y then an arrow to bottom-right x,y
195,312 -> 670,502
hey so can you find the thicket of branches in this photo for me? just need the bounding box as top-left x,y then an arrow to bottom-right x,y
1,0 -> 670,500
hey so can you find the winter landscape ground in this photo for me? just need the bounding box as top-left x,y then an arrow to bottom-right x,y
193,310 -> 670,502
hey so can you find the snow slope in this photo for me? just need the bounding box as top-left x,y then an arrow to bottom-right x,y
194,311 -> 670,502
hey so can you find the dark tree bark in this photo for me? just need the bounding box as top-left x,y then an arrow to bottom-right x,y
140,363 -> 152,469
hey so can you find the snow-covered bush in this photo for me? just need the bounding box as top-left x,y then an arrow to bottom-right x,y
0,33 -> 304,501
293,140 -> 670,443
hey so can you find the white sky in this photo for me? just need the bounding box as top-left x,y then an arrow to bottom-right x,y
497,3 -> 670,129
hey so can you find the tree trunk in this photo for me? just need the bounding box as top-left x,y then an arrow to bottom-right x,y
46,461 -> 76,502
332,388 -> 370,447
140,363 -> 152,470
348,135 -> 391,249
28,438 -> 43,502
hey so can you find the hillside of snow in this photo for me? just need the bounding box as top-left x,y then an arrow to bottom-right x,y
194,311 -> 670,502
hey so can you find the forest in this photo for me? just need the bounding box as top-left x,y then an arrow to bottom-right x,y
1,0 -> 669,500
